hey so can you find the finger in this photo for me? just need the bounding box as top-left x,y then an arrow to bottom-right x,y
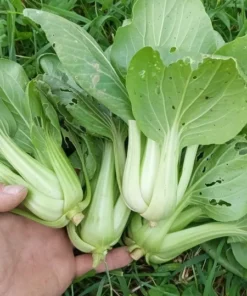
96,247 -> 133,273
0,185 -> 28,212
75,247 -> 132,277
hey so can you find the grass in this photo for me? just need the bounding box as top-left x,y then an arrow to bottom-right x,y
1,0 -> 247,295
66,248 -> 247,296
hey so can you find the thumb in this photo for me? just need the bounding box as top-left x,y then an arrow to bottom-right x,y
0,184 -> 27,212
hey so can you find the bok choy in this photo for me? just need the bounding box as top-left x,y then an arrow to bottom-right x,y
22,0 -> 247,276
0,60 -> 86,227
125,135 -> 247,261
124,51 -> 247,222
128,215 -> 247,264
68,141 -> 130,267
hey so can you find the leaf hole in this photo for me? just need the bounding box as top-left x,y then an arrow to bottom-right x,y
235,142 -> 247,151
205,180 -> 222,187
210,199 -> 231,207
170,47 -> 176,53
196,151 -> 204,162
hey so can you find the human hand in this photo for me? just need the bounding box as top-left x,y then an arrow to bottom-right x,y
0,184 -> 132,296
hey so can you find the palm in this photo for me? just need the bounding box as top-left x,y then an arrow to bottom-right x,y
0,213 -> 75,296
0,185 -> 132,296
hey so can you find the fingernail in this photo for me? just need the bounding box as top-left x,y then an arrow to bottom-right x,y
3,185 -> 27,195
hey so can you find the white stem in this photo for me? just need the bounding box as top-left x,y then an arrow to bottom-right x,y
177,145 -> 198,203
0,131 -> 63,200
141,126 -> 180,221
113,195 -> 131,237
140,138 -> 160,204
122,120 -> 148,213
79,141 -> 115,247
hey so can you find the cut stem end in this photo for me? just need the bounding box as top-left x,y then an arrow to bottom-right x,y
92,252 -> 107,268
149,221 -> 157,227
71,213 -> 84,226
130,248 -> 145,261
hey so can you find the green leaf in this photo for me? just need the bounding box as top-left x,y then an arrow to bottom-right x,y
38,53 -> 116,139
0,59 -> 31,128
111,0 -> 223,76
39,53 -> 82,92
0,59 -> 33,152
187,136 -> 247,222
68,133 -> 102,187
216,35 -> 247,76
26,80 -> 62,167
38,53 -> 127,189
66,96 -> 114,139
24,9 -> 133,122
0,99 -> 17,136
231,242 -> 247,269
35,76 -> 75,128
126,47 -> 247,147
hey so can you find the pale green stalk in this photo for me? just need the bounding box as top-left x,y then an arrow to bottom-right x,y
123,120 -> 148,212
0,162 -> 64,221
141,126 -> 180,222
169,206 -> 203,232
0,131 -> 62,199
147,219 -> 247,264
177,145 -> 198,203
140,138 -> 160,204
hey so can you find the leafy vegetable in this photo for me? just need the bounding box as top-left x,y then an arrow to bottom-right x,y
23,9 -> 133,123
125,136 -> 247,261
37,53 -> 128,189
146,215 -> 247,264
68,141 -> 130,267
124,49 -> 247,222
0,59 -> 85,227
111,0 -> 225,76
21,0 -> 247,281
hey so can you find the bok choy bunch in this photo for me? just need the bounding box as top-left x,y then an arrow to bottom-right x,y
125,135 -> 247,262
24,0 -> 247,224
0,60 -> 86,227
22,0 -> 247,274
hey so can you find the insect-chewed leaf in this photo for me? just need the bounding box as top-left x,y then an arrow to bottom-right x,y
126,47 -> 247,147
111,0 -> 223,76
24,9 -> 132,122
186,136 -> 247,221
